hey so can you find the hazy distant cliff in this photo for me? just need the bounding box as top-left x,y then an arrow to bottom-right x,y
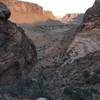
0,0 -> 56,23
62,13 -> 83,23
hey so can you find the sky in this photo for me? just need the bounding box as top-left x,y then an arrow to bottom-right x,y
21,0 -> 95,16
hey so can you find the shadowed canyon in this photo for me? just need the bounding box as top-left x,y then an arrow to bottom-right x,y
0,0 -> 100,100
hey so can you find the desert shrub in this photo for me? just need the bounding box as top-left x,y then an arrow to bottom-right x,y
64,86 -> 99,100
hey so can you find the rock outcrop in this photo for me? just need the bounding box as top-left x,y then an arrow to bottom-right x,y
0,2 -> 37,86
0,2 -> 11,19
0,0 -> 56,23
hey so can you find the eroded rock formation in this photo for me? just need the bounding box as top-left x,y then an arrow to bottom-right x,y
0,0 -> 56,23
0,2 -> 37,86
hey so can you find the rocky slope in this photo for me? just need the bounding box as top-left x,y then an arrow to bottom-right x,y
0,0 -> 56,23
20,19 -> 79,100
0,2 -> 37,100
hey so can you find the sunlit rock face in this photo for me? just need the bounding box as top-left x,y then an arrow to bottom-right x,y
0,2 -> 37,85
66,0 -> 100,63
0,0 -> 55,23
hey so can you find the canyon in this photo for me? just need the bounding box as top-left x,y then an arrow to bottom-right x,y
0,0 -> 84,24
26,0 -> 100,99
0,0 -> 100,100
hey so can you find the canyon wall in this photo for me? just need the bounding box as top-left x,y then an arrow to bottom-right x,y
0,0 -> 56,23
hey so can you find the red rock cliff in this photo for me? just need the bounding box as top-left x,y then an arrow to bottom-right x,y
43,11 -> 56,20
0,0 -> 56,23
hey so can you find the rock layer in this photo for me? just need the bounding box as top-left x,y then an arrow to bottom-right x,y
0,2 -> 37,85
0,0 -> 55,23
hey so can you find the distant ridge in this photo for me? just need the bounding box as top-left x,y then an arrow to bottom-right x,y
62,13 -> 84,24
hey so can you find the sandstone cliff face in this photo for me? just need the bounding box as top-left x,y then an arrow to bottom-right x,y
0,2 -> 37,86
0,0 -> 55,23
43,11 -> 56,20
